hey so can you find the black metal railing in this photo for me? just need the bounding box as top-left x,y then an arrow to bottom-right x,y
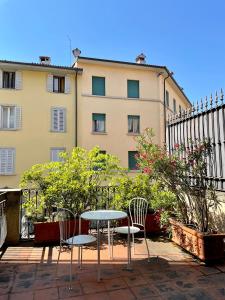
167,89 -> 225,191
20,186 -> 118,240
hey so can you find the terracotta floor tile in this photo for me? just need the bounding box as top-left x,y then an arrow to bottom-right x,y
81,281 -> 106,294
12,279 -> 35,293
84,291 -> 110,300
104,277 -> 127,291
9,291 -> 34,300
124,275 -> 147,287
131,284 -> 159,299
108,288 -> 135,300
34,287 -> 59,300
58,283 -> 82,299
0,295 -> 8,300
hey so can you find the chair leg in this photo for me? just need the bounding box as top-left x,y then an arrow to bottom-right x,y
69,246 -> 73,289
111,229 -> 114,260
80,246 -> 83,270
132,233 -> 135,255
56,244 -> 61,279
144,229 -> 150,261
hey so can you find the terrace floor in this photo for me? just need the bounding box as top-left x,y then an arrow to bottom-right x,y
1,235 -> 225,300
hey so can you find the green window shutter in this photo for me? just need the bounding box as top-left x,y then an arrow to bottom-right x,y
92,76 -> 105,96
92,113 -> 105,121
127,80 -> 139,98
128,151 -> 138,170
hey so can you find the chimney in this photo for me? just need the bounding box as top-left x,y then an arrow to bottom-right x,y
135,53 -> 146,64
39,56 -> 51,65
72,48 -> 81,59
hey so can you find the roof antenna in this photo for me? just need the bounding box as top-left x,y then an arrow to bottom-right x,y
67,35 -> 72,66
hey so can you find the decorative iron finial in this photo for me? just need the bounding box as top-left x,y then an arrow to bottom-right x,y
210,94 -> 213,108
192,104 -> 195,114
215,91 -> 218,106
220,88 -> 224,103
200,98 -> 203,111
196,100 -> 199,112
205,96 -> 208,109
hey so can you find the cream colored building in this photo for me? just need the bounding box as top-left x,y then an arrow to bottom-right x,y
0,54 -> 191,187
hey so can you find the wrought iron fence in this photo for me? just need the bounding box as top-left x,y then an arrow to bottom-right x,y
20,186 -> 118,240
167,89 -> 225,191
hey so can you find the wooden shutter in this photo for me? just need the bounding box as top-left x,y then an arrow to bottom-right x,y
0,70 -> 2,88
15,106 -> 22,129
51,108 -> 65,132
0,105 -> 2,129
92,77 -> 105,96
47,74 -> 53,92
15,71 -> 22,89
128,151 -> 138,170
59,108 -> 65,131
127,80 -> 139,98
65,75 -> 70,94
0,148 -> 14,174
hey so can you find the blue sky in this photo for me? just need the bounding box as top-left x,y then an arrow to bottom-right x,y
0,0 -> 224,103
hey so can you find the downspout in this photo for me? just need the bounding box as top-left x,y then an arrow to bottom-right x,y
163,73 -> 170,144
75,71 -> 78,147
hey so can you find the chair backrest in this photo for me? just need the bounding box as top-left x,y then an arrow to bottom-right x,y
129,197 -> 148,229
57,208 -> 77,244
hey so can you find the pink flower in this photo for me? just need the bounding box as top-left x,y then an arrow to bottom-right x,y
174,143 -> 179,149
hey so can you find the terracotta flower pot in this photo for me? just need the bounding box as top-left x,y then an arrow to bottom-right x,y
169,218 -> 225,262
34,219 -> 89,245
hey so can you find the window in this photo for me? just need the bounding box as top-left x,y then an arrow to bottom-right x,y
128,115 -> 140,134
99,150 -> 106,154
128,151 -> 139,170
173,98 -> 177,113
92,76 -> 105,96
0,148 -> 15,175
166,90 -> 169,107
92,113 -> 106,133
127,80 -> 139,98
51,148 -> 66,162
51,108 -> 66,132
53,76 -> 65,93
3,72 -> 15,89
0,106 -> 21,130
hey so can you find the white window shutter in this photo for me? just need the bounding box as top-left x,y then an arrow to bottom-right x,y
0,148 -> 14,174
0,70 -> 2,89
59,109 -> 65,132
47,74 -> 53,92
51,108 -> 58,131
15,71 -> 22,90
65,75 -> 71,94
0,106 -> 2,129
15,106 -> 22,129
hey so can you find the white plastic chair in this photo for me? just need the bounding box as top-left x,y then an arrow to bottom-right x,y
56,208 -> 96,288
114,197 -> 150,260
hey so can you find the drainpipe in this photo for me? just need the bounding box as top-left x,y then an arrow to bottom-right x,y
75,71 -> 78,147
163,73 -> 170,144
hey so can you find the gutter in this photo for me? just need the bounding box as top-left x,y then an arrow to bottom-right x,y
75,71 -> 78,147
163,72 -> 170,144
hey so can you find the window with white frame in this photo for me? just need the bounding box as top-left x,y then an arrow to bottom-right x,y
0,148 -> 15,175
51,107 -> 66,132
51,148 -> 66,162
47,74 -> 70,93
0,106 -> 21,130
0,70 -> 22,90
128,115 -> 140,134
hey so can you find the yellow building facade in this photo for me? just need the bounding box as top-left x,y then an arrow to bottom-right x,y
0,55 -> 191,187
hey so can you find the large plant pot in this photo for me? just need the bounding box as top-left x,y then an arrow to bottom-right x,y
169,218 -> 225,262
119,211 -> 161,234
34,219 -> 89,245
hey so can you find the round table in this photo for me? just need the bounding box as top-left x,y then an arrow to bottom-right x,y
81,210 -> 131,281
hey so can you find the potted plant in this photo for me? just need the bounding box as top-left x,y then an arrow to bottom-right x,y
111,174 -> 162,233
20,147 -> 124,244
136,128 -> 225,262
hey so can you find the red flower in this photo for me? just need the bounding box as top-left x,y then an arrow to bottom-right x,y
174,143 -> 179,149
